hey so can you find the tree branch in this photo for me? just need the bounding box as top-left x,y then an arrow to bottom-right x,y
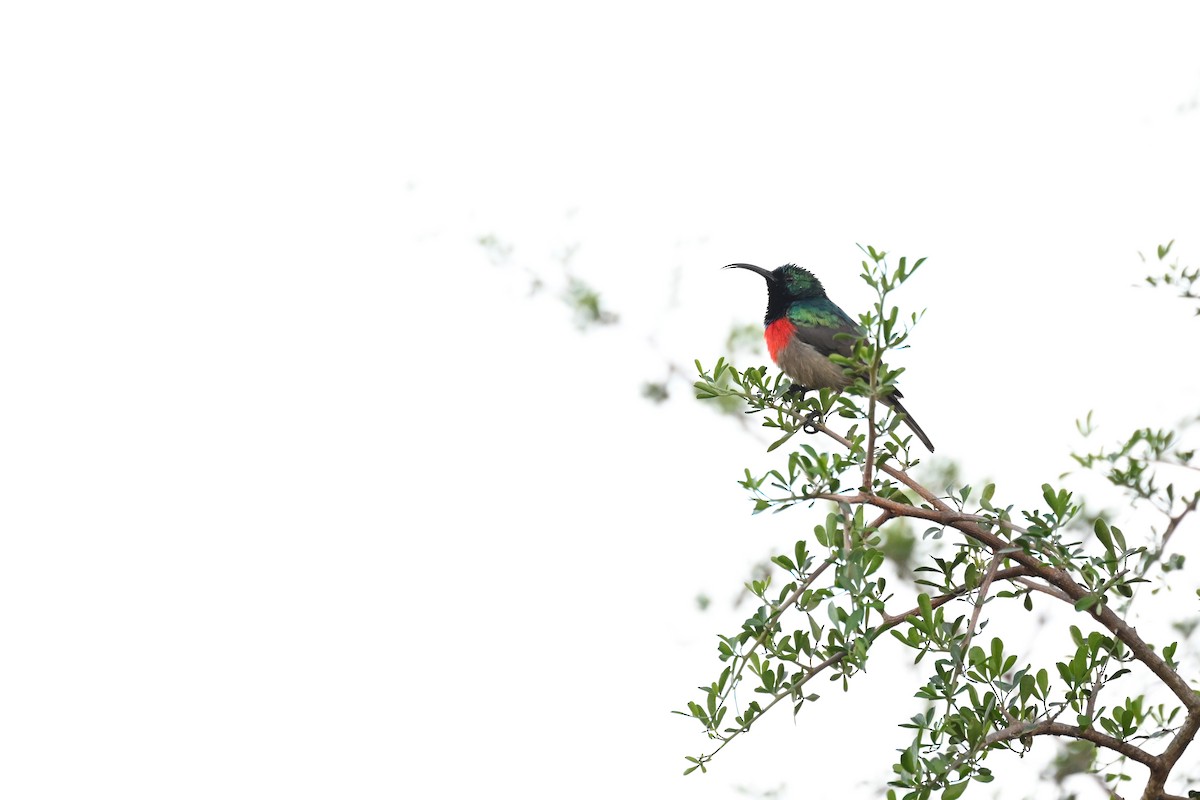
811,490 -> 1200,715
983,719 -> 1157,769
951,554 -> 1003,684
1012,576 -> 1073,603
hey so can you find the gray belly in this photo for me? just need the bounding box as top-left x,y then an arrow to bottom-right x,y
776,339 -> 850,389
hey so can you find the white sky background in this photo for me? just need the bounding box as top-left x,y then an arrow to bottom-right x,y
3,2 -> 1200,799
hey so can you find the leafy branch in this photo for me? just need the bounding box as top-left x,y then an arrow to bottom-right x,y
1140,240 -> 1199,315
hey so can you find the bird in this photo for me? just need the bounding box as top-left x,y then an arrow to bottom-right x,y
725,262 -> 935,452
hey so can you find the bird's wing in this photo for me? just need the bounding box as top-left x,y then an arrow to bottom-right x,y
787,299 -> 862,358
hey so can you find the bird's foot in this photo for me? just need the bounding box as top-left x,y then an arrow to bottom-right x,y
785,383 -> 809,402
802,409 -> 823,434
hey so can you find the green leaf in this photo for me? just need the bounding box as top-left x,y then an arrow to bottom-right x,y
942,782 -> 968,800
980,483 -> 996,510
1074,594 -> 1102,612
772,555 -> 796,572
899,743 -> 916,773
1111,525 -> 1127,552
767,428 -> 797,452
918,592 -> 934,623
1094,518 -> 1114,553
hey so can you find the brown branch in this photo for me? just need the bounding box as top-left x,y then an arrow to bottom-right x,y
953,511 -> 1032,536
1159,491 -> 1199,559
951,554 -> 1003,685
1013,576 -> 1073,603
878,566 -> 1029,627
987,714 -> 1200,799
766,401 -> 950,512
827,424 -> 952,512
816,491 -> 1200,712
983,719 -> 1157,769
862,393 -> 879,491
1145,706 -> 1200,800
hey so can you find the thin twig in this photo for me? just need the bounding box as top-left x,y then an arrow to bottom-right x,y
863,394 -> 878,491
1089,771 -> 1125,800
951,554 -> 1003,684
1012,576 -> 1073,603
1159,491 -> 1199,561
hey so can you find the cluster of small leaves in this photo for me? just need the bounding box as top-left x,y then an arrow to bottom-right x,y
642,323 -> 765,409
477,233 -> 515,265
681,249 -> 1200,800
563,275 -> 619,329
1073,415 -> 1200,580
476,233 -> 617,329
833,247 -> 926,406
1141,240 -> 1199,315
640,381 -> 670,403
726,322 -> 765,356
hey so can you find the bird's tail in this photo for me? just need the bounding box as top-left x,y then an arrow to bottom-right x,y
887,396 -> 935,452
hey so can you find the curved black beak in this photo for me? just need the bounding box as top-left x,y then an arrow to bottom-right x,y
724,263 -> 775,282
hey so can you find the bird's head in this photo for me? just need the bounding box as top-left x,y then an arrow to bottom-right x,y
724,263 -> 826,323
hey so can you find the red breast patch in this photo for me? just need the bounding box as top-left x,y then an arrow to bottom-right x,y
764,318 -> 796,364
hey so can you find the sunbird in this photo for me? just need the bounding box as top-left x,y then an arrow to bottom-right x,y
725,262 -> 935,452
